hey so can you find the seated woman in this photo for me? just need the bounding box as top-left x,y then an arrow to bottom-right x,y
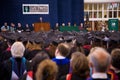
60,52 -> 89,80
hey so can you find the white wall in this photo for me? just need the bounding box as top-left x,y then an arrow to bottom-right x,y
84,0 -> 120,3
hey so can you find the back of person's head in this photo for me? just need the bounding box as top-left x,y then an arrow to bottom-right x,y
32,51 -> 50,73
35,59 -> 58,80
111,48 -> 120,70
11,41 -> 25,58
88,47 -> 111,72
47,42 -> 58,58
71,52 -> 89,78
55,43 -> 70,57
26,41 -> 33,51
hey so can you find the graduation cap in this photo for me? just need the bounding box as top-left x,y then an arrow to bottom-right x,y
62,31 -> 73,36
1,33 -> 18,44
63,36 -> 75,43
75,36 -> 85,46
34,38 -> 44,44
109,32 -> 120,42
51,40 -> 59,46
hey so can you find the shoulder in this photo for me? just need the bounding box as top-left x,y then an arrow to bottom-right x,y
4,59 -> 12,66
52,58 -> 70,65
107,69 -> 119,80
22,57 -> 32,71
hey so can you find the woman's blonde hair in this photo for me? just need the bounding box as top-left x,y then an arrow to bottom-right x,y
36,59 -> 58,80
71,52 -> 89,78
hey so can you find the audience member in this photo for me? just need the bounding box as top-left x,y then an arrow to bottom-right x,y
107,49 -> 120,80
35,59 -> 58,80
69,38 -> 84,51
69,39 -> 85,55
24,39 -> 44,60
60,52 -> 89,80
0,37 -> 8,54
20,51 -> 50,80
1,22 -> 10,32
88,47 -> 111,80
0,37 -> 15,62
0,42 -> 31,80
46,40 -> 59,59
0,29 -> 120,80
52,43 -> 70,80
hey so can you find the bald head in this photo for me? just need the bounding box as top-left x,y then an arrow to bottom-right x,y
89,47 -> 111,72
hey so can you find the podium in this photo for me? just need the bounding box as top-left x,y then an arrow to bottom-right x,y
34,22 -> 50,32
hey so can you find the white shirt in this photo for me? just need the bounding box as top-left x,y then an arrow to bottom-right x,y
92,73 -> 108,79
56,56 -> 66,59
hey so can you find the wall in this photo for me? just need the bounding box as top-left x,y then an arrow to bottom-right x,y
0,0 -> 83,28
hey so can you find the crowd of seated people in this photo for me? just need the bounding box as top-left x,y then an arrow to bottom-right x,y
0,30 -> 120,80
1,22 -> 87,33
1,22 -> 34,33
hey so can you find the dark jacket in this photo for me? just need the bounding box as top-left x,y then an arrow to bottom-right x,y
52,58 -> 70,80
24,49 -> 42,60
0,57 -> 31,80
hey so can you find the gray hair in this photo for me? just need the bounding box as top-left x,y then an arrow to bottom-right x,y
11,42 -> 25,57
88,47 -> 111,72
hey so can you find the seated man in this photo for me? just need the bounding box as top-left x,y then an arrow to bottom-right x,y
68,22 -> 71,27
88,47 -> 111,80
1,22 -> 10,32
52,43 -> 70,80
54,23 -> 59,31
10,23 -> 16,33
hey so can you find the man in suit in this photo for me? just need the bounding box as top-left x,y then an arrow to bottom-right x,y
88,47 -> 111,80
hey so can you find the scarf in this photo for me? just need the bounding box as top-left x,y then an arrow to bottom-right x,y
10,57 -> 27,80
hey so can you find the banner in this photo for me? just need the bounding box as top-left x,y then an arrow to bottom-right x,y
108,19 -> 119,31
22,4 -> 49,14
